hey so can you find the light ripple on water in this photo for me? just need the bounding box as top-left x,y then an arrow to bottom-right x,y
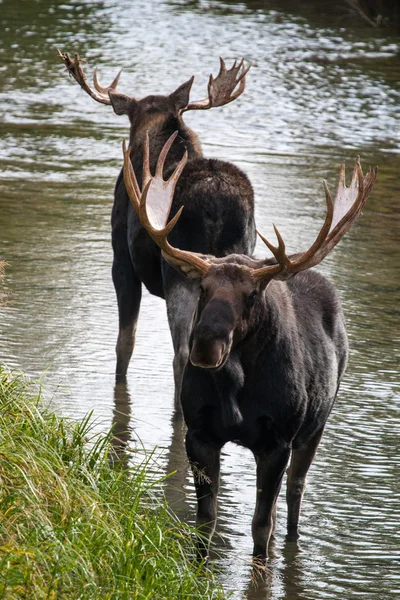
0,1 -> 399,598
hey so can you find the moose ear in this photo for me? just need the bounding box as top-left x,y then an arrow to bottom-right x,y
169,76 -> 195,111
108,91 -> 137,116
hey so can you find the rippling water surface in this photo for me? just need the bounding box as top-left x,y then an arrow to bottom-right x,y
0,1 -> 399,598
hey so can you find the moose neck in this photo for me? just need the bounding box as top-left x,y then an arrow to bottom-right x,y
237,281 -> 294,360
129,117 -> 202,188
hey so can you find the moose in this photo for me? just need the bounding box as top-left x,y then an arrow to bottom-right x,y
58,51 -> 255,408
123,133 -> 377,558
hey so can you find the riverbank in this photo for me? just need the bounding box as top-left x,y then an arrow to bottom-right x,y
0,367 -> 224,599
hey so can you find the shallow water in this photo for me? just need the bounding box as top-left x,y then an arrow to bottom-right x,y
0,1 -> 399,598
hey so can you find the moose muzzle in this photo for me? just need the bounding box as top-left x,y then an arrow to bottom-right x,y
190,338 -> 229,369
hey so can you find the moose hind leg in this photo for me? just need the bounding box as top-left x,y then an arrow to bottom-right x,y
252,446 -> 291,559
286,428 -> 324,538
112,257 -> 142,380
186,429 -> 222,559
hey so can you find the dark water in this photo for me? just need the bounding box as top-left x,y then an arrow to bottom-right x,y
0,1 -> 399,598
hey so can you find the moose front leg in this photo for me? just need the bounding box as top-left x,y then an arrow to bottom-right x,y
186,428 -> 222,558
164,276 -> 200,412
252,446 -> 291,559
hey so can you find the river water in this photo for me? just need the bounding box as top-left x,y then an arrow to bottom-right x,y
0,1 -> 399,598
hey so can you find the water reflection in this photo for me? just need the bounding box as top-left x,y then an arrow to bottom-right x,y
110,381 -> 133,467
243,539 -> 306,600
0,0 -> 399,598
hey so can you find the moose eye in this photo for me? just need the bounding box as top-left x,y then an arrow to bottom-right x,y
247,290 -> 258,306
199,284 -> 206,297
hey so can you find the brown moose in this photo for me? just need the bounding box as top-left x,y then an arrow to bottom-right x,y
58,51 -> 255,409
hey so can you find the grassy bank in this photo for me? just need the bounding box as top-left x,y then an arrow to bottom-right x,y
0,367 -> 224,599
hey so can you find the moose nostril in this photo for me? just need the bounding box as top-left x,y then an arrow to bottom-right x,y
190,340 -> 226,369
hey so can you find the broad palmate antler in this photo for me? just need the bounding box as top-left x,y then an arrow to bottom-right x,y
184,57 -> 250,112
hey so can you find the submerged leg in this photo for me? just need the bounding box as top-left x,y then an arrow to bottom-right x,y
271,497 -> 278,538
186,428 -> 222,558
286,428 -> 325,538
252,446 -> 291,559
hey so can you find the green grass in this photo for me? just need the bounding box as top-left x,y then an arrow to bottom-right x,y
0,366 -> 225,599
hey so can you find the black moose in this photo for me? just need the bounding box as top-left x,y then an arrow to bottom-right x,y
123,133 -> 377,559
58,51 -> 255,409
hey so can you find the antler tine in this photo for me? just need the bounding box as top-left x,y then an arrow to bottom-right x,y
252,226 -> 291,282
155,130 -> 179,178
169,146 -> 188,186
142,130 -> 185,189
218,57 -> 227,76
93,67 -> 122,95
351,155 -> 361,187
93,68 -> 105,93
233,57 -> 251,82
142,131 -> 152,189
257,225 -> 290,266
338,161 -> 346,188
122,140 -> 141,213
252,157 -> 376,283
58,50 -> 120,106
184,57 -> 251,112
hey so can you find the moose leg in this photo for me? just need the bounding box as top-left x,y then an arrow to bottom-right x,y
112,256 -> 142,380
252,446 -> 291,559
165,279 -> 199,412
271,498 -> 278,538
186,429 -> 221,558
286,428 -> 324,538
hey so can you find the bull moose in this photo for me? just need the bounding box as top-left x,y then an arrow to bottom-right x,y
123,133 -> 377,558
58,51 -> 255,408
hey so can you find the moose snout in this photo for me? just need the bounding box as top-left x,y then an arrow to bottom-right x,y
190,339 -> 227,369
190,299 -> 235,369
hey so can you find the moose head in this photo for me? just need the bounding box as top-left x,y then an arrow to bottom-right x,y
58,51 -> 250,150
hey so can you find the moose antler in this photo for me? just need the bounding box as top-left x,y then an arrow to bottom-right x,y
184,57 -> 250,111
252,157 -> 378,282
123,132 -> 210,277
57,50 -> 121,105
